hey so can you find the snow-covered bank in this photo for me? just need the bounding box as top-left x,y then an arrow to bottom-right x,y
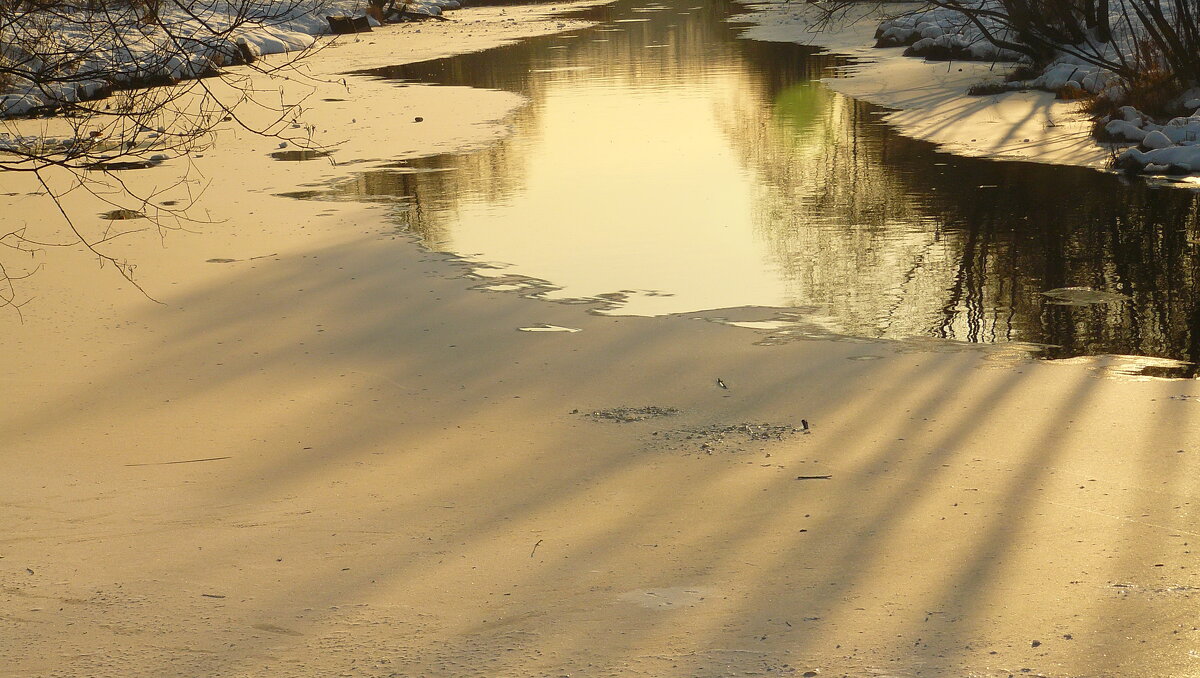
0,0 -> 461,117
872,9 -> 1122,100
0,0 -> 539,165
732,0 -> 1200,181
864,4 -> 1200,178
1101,103 -> 1200,176
732,1 -> 1112,169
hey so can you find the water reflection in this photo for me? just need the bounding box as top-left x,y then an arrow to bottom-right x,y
301,0 -> 1200,372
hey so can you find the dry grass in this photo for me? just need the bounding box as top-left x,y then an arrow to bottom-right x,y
1056,83 -> 1088,100
1006,64 -> 1042,81
968,81 -> 1012,96
1121,74 -> 1179,118
1110,38 -> 1183,118
1082,69 -> 1177,120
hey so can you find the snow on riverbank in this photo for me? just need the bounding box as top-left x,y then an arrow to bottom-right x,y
865,3 -> 1200,177
1100,100 -> 1200,175
733,0 -> 1200,181
872,9 -> 1122,100
732,1 -> 1111,169
873,6 -> 1023,61
0,0 -> 460,117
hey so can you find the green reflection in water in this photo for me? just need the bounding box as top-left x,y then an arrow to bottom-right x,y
772,82 -> 825,133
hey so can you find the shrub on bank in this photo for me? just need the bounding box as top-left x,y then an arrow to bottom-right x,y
869,0 -> 1200,176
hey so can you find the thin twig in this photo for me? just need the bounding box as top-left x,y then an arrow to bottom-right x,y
124,455 -> 232,466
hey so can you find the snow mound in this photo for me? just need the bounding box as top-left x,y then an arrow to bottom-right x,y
1117,145 -> 1200,174
874,8 -> 1023,61
1112,107 -> 1200,175
1097,98 -> 1200,175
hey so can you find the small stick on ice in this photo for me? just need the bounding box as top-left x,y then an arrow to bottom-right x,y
530,539 -> 543,558
125,456 -> 231,467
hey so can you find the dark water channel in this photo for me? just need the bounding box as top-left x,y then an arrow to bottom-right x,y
296,0 -> 1200,375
